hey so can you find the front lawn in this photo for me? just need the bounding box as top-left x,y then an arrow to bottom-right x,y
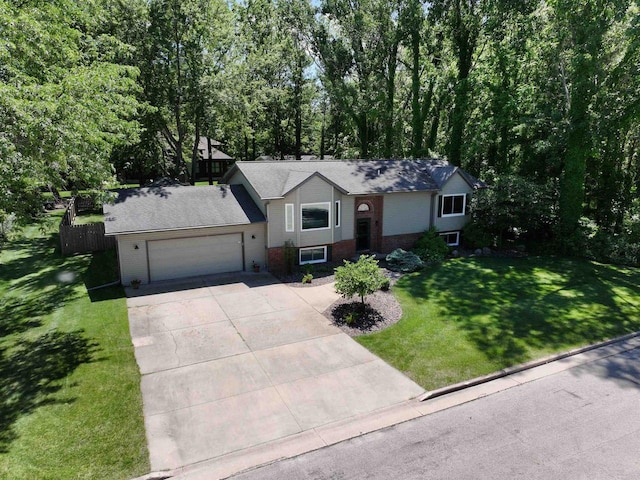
0,218 -> 148,479
357,256 -> 640,390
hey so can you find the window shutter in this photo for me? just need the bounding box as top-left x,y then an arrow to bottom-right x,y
465,193 -> 471,215
437,195 -> 442,218
327,245 -> 333,262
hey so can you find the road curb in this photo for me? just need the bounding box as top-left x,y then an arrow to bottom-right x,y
419,330 -> 640,402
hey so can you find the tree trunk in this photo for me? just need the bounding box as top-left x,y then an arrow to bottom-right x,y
294,51 -> 303,160
384,38 -> 399,158
190,118 -> 200,185
410,30 -> 422,158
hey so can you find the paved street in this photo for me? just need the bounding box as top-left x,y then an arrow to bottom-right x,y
232,346 -> 640,480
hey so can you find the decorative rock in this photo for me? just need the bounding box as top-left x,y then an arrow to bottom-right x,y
482,247 -> 492,256
451,250 -> 460,258
474,248 -> 483,256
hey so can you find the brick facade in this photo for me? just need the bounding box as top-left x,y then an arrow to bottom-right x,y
381,232 -> 422,253
332,239 -> 356,263
267,246 -> 285,273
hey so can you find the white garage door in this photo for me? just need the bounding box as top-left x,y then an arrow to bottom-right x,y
148,234 -> 243,282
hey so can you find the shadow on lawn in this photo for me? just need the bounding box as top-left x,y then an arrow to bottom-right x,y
0,329 -> 98,452
400,257 -> 640,367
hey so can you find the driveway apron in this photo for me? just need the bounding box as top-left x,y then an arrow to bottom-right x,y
126,273 -> 424,472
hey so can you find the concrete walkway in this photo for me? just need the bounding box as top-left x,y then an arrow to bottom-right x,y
126,273 -> 424,478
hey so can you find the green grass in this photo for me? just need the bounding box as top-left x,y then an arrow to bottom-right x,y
73,210 -> 105,225
358,256 -> 640,390
0,218 -> 149,479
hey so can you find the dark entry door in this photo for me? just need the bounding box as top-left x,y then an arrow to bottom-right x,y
356,218 -> 371,251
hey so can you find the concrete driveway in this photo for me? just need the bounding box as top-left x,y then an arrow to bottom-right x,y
126,273 -> 424,473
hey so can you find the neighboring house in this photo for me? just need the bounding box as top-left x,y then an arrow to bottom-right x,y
104,159 -> 485,285
194,137 -> 233,180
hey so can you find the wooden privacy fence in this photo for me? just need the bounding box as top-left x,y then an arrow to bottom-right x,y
59,196 -> 115,255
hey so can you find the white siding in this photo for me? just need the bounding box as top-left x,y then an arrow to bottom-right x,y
382,192 -> 432,236
116,223 -> 266,285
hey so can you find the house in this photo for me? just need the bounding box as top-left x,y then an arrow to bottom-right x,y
194,137 -> 233,180
104,159 -> 485,285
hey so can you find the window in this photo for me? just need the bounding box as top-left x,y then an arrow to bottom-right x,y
439,231 -> 460,246
441,194 -> 466,217
301,202 -> 330,230
299,246 -> 327,265
335,201 -> 341,227
357,202 -> 370,212
285,204 -> 294,232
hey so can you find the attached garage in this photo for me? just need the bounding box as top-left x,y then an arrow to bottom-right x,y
104,184 -> 266,285
148,234 -> 243,282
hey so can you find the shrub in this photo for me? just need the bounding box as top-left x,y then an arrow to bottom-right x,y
462,221 -> 495,249
302,273 -> 313,284
471,175 -> 557,247
283,240 -> 296,274
385,248 -> 425,273
414,227 -> 449,264
380,277 -> 390,291
334,255 -> 386,304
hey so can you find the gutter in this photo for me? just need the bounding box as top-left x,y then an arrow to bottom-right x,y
104,219 -> 268,237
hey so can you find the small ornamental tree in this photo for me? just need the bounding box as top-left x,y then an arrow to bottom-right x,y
334,255 -> 386,305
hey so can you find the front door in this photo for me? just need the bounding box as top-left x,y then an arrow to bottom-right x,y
356,218 -> 371,251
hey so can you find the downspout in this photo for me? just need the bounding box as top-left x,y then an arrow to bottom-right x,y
265,201 -> 270,269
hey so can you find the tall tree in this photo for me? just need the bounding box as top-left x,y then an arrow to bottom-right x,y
314,0 -> 401,158
551,0 -> 630,242
142,0 -> 231,182
0,0 -> 140,222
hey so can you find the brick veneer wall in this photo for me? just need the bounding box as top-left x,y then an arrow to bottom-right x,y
268,234 -> 423,273
380,232 -> 422,253
267,246 -> 285,272
267,239 -> 357,273
332,239 -> 356,263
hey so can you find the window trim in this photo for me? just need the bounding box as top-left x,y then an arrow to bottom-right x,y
299,246 -> 327,265
439,231 -> 460,246
285,203 -> 294,232
335,200 -> 341,227
301,202 -> 331,231
441,194 -> 466,217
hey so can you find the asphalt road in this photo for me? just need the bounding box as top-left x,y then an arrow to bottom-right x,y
232,347 -> 640,480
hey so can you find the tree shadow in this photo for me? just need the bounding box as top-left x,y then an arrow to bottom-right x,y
398,257 -> 640,367
0,329 -> 98,452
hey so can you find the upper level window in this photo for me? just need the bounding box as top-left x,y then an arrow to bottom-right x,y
335,201 -> 341,227
441,194 -> 466,217
357,202 -> 370,212
285,204 -> 294,232
301,202 -> 330,230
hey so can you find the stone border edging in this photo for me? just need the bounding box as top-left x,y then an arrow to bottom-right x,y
418,330 -> 640,402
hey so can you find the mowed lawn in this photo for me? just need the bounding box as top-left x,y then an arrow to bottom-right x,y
0,216 -> 148,479
358,256 -> 640,390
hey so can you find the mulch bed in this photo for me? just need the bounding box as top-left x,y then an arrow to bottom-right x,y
323,288 -> 403,337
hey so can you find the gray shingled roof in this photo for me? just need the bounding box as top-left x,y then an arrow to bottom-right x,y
104,184 -> 265,235
224,159 -> 485,199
